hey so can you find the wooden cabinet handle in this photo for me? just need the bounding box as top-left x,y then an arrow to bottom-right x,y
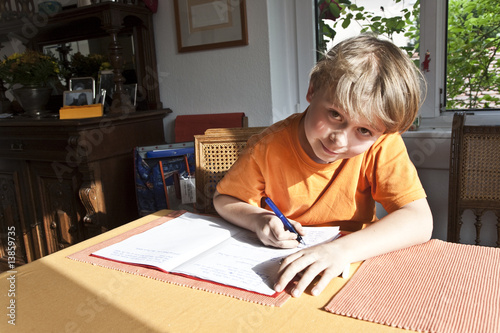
10,142 -> 23,151
30,221 -> 41,229
67,136 -> 79,147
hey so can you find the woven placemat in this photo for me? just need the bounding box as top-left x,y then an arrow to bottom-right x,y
67,211 -> 291,307
325,239 -> 500,333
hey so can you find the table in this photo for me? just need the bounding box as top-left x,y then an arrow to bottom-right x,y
0,210 -> 406,333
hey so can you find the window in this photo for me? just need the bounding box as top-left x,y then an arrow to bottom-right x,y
316,0 -> 500,119
316,0 -> 419,58
445,0 -> 500,111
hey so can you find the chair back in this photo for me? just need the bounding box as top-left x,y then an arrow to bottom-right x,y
174,113 -> 248,143
448,112 -> 500,247
194,127 -> 266,214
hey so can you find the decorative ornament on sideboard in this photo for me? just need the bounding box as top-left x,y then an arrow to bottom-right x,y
38,1 -> 63,15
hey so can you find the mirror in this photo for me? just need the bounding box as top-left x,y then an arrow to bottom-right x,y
42,34 -> 142,111
43,34 -> 136,87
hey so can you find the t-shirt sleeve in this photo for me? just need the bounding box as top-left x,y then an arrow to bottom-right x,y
216,145 -> 266,207
364,133 -> 427,213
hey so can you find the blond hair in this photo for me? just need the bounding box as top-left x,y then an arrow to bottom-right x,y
309,34 -> 426,133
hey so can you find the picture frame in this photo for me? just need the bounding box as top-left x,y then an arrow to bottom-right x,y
173,0 -> 248,53
70,77 -> 95,98
124,83 -> 138,106
63,89 -> 94,106
98,70 -> 114,99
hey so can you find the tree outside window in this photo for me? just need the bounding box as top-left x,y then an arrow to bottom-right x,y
446,0 -> 500,110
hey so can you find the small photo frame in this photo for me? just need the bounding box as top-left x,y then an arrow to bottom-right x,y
63,89 -> 94,106
174,0 -> 248,53
124,83 -> 138,106
99,70 -> 114,98
70,77 -> 95,98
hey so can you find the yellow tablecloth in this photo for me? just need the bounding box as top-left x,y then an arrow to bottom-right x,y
0,210 -> 407,333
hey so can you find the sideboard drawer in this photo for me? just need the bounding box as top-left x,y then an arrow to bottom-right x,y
0,135 -> 75,161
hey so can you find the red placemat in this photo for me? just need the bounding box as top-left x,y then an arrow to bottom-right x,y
67,211 -> 291,307
325,239 -> 500,333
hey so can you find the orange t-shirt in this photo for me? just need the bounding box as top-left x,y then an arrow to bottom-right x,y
216,112 -> 426,230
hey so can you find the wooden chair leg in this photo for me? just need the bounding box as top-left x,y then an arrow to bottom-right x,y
496,214 -> 500,248
473,212 -> 482,245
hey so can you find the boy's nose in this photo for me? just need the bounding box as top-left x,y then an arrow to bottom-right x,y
330,131 -> 348,148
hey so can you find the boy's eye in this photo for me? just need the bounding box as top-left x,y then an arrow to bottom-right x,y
358,127 -> 373,136
329,110 -> 341,119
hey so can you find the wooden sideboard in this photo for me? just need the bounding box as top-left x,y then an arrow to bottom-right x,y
0,110 -> 168,270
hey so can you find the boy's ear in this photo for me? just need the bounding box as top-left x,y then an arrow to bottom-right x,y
306,82 -> 315,102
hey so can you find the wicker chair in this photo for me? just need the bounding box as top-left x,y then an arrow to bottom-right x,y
194,127 -> 267,214
447,112 -> 500,247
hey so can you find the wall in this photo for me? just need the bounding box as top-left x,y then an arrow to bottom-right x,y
402,130 -> 452,241
267,0 -> 316,123
155,0 -> 272,143
154,0 -> 315,142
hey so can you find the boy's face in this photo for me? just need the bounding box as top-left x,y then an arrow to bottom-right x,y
300,83 -> 385,164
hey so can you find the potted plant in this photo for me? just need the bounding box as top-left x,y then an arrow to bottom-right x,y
0,49 -> 60,116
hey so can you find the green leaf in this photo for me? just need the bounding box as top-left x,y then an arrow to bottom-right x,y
329,3 -> 340,18
463,2 -> 476,13
342,16 -> 351,29
396,20 -> 406,30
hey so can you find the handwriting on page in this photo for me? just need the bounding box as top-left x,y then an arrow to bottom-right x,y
173,232 -> 288,295
93,213 -> 241,271
92,213 -> 341,295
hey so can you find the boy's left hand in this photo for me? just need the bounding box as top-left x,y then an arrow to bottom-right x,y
274,241 -> 348,297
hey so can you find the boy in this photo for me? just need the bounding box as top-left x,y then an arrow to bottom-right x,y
213,35 -> 433,298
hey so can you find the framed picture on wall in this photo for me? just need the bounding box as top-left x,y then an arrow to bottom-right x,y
173,0 -> 248,53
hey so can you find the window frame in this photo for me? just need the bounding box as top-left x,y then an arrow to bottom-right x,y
419,0 -> 447,120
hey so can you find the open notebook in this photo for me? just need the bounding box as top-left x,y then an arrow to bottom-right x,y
92,212 -> 345,296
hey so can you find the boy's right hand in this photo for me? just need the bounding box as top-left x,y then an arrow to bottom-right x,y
255,214 -> 305,249
212,192 -> 305,249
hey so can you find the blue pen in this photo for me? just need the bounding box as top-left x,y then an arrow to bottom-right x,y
264,197 -> 305,245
